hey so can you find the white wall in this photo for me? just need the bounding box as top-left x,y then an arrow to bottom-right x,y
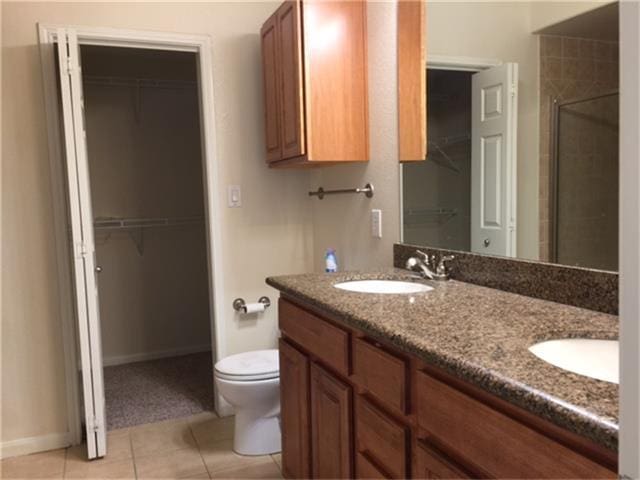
1,1 -> 314,454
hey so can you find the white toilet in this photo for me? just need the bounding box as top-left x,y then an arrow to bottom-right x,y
214,349 -> 281,455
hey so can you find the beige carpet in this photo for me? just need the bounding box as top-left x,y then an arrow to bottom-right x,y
104,352 -> 215,430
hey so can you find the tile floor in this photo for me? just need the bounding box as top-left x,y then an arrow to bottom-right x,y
1,413 -> 283,480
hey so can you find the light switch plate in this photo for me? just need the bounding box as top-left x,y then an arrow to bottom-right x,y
371,209 -> 382,238
228,185 -> 241,208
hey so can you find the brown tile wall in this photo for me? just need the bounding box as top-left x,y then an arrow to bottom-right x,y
538,35 -> 619,262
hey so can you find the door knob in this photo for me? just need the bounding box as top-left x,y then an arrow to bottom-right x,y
95,266 -> 103,273
484,238 -> 491,247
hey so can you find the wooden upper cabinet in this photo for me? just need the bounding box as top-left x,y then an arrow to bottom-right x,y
398,0 -> 426,162
260,0 -> 369,167
277,1 -> 306,159
261,12 -> 282,163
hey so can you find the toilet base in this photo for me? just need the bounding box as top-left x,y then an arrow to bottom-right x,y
233,411 -> 281,455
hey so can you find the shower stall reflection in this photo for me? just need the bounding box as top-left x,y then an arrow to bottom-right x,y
551,92 -> 619,271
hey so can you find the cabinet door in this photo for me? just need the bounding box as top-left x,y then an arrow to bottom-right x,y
261,12 -> 282,162
276,0 -> 306,159
414,441 -> 470,480
279,339 -> 311,479
310,362 -> 353,479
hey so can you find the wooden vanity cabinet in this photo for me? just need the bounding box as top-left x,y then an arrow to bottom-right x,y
414,439 -> 475,479
260,0 -> 369,167
310,363 -> 353,478
278,339 -> 311,479
277,296 -> 618,479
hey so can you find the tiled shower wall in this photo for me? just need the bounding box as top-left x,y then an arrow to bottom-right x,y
538,35 -> 619,262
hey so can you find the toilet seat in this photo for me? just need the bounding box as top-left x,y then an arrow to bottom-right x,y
214,349 -> 279,382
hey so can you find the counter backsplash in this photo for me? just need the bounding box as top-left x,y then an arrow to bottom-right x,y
394,243 -> 618,315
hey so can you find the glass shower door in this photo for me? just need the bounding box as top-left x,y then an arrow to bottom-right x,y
552,92 -> 619,271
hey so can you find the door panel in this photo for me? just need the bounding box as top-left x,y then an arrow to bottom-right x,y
471,63 -> 518,257
56,28 -> 107,459
480,135 -> 502,228
277,0 -> 305,159
279,339 -> 311,479
261,13 -> 282,162
310,363 -> 352,479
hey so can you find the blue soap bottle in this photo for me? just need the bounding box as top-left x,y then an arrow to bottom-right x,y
325,248 -> 338,273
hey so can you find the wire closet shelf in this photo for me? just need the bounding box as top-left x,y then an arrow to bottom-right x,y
93,216 -> 204,256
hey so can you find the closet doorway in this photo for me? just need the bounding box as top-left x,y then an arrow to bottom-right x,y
401,58 -> 518,257
39,26 -> 224,460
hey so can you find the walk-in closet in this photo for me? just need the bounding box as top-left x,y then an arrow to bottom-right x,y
403,69 -> 473,251
65,45 -> 214,430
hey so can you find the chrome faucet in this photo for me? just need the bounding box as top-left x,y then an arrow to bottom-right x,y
405,250 -> 455,281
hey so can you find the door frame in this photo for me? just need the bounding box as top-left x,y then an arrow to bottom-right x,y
619,1 -> 640,476
398,55 -> 501,243
38,24 -> 227,445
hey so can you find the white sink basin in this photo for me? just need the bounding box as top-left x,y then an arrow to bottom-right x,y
333,280 -> 433,294
529,338 -> 619,384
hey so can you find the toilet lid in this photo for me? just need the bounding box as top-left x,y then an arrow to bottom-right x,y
214,349 -> 279,380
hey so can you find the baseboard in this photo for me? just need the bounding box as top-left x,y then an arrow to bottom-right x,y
102,344 -> 212,367
0,432 -> 71,459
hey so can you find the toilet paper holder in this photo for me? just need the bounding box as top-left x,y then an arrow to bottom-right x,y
232,296 -> 271,313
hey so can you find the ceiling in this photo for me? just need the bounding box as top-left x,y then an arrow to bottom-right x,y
537,2 -> 619,41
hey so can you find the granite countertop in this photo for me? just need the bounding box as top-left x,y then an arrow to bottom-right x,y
266,269 -> 619,451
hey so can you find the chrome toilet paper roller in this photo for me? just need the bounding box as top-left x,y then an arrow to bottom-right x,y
232,296 -> 271,314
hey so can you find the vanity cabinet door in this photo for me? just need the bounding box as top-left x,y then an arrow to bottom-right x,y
310,362 -> 353,479
279,339 -> 311,479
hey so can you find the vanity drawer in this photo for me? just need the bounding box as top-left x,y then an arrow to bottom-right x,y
353,338 -> 408,414
356,452 -> 388,479
415,370 -> 616,479
356,396 -> 408,479
413,440 -> 471,479
279,298 -> 350,376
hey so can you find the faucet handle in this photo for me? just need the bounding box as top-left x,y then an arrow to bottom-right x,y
415,249 -> 429,261
415,250 -> 435,267
436,255 -> 455,275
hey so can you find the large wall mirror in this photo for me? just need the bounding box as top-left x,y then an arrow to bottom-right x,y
398,1 -> 619,272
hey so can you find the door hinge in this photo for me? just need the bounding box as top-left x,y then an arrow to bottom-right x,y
92,416 -> 101,433
510,83 -> 517,97
76,242 -> 88,258
87,415 -> 101,433
66,57 -> 74,76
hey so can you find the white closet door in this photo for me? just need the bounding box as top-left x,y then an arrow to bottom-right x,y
470,63 -> 518,257
56,28 -> 107,459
